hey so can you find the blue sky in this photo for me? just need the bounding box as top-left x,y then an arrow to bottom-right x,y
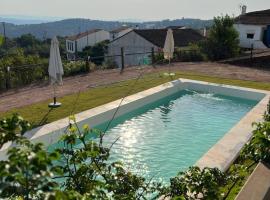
1,0 -> 270,21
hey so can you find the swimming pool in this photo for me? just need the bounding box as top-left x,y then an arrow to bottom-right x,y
47,88 -> 259,183
93,90 -> 258,183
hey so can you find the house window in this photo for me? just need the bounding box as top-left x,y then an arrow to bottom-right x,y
67,42 -> 74,51
247,33 -> 254,39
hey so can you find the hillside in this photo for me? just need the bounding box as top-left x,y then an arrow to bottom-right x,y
0,18 -> 212,39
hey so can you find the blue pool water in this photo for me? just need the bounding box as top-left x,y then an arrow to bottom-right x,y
50,90 -> 258,184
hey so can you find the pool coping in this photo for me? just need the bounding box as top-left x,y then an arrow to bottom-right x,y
0,78 -> 269,173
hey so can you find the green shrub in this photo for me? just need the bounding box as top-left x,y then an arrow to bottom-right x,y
102,58 -> 118,69
174,43 -> 207,62
174,50 -> 205,62
63,61 -> 96,76
79,40 -> 109,65
200,15 -> 240,61
240,100 -> 270,164
0,48 -> 48,90
153,53 -> 166,64
160,166 -> 228,199
153,44 -> 207,64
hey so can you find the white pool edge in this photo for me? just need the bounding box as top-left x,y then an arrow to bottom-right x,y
0,78 -> 269,172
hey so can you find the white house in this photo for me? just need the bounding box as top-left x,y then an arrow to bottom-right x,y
110,27 -> 133,41
66,29 -> 110,60
234,7 -> 270,49
107,28 -> 204,67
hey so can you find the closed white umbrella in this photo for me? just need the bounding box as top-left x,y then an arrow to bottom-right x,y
163,28 -> 174,63
163,29 -> 175,76
48,36 -> 64,108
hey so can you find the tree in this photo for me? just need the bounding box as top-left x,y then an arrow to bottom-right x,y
0,114 -> 31,149
16,34 -> 41,48
201,15 -> 240,60
0,35 -> 4,47
0,48 -> 48,90
80,40 -> 110,65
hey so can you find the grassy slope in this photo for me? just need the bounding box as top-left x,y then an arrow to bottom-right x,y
1,71 -> 269,126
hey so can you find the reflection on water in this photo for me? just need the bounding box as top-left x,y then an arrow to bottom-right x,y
97,90 -> 258,184
160,100 -> 174,123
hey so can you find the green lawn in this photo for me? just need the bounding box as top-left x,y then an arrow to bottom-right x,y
1,71 -> 269,126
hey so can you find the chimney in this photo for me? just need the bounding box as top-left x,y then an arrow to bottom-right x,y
241,5 -> 247,15
203,28 -> 207,37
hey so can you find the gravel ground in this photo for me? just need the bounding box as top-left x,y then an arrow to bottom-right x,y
0,62 -> 269,113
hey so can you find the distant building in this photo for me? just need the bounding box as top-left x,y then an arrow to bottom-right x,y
108,28 -> 204,67
234,7 -> 270,49
144,23 -> 155,29
110,27 -> 133,41
66,29 -> 110,60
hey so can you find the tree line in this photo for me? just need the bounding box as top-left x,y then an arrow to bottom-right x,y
0,15 -> 240,91
0,34 -> 110,91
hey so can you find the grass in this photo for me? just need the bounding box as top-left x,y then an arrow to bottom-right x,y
220,159 -> 257,200
1,71 -> 270,126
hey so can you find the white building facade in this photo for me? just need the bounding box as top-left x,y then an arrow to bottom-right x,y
234,8 -> 270,49
66,29 -> 110,60
108,31 -> 159,67
234,24 -> 268,49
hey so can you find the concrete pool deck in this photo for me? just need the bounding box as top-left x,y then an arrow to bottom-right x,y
0,78 -> 269,173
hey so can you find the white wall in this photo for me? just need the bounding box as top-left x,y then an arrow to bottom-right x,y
76,30 -> 110,52
234,24 -> 268,49
108,31 -> 159,67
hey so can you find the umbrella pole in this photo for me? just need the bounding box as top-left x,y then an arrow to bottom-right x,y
49,83 -> 61,108
53,83 -> 56,105
169,57 -> 171,74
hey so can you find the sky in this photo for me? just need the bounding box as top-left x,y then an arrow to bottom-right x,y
1,0 -> 270,21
